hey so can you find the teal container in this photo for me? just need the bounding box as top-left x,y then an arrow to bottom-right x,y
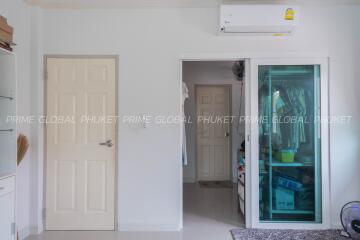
275,187 -> 295,210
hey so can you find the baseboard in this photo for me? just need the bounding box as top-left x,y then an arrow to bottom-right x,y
18,226 -> 30,240
331,224 -> 343,230
18,225 -> 42,240
118,223 -> 181,231
183,177 -> 196,183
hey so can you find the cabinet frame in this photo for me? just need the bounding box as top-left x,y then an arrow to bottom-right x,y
249,58 -> 330,229
0,47 -> 17,240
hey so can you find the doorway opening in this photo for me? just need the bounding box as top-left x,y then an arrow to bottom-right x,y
182,60 -> 247,228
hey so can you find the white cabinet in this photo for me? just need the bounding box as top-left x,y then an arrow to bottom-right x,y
0,176 -> 15,240
0,49 -> 16,177
0,48 -> 17,240
249,58 -> 330,229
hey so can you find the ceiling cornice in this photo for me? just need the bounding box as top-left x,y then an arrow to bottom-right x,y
24,0 -> 360,10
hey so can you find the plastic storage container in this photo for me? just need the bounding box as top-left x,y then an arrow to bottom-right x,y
274,187 -> 295,210
276,148 -> 296,163
275,176 -> 303,191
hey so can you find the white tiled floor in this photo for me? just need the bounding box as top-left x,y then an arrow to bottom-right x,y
26,183 -> 244,240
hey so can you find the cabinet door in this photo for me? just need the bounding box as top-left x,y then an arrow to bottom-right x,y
0,55 -> 16,98
0,55 -> 16,175
0,192 -> 15,240
250,58 -> 330,228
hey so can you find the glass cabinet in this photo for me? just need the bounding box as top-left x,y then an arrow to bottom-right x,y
258,65 -> 322,223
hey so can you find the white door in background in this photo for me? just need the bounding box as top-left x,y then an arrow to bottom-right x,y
45,58 -> 116,230
196,86 -> 231,181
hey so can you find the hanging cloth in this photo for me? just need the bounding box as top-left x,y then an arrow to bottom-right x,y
282,86 -> 307,149
182,82 -> 189,166
272,90 -> 285,145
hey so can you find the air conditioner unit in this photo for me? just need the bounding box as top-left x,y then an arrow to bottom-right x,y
219,5 -> 300,35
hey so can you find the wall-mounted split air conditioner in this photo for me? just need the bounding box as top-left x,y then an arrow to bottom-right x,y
219,5 -> 300,36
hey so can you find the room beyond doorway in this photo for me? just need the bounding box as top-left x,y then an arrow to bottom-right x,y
182,60 -> 246,228
195,85 -> 231,181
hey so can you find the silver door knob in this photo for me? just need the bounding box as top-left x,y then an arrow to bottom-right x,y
99,139 -> 113,147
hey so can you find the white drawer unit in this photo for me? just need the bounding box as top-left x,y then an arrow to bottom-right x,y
0,176 -> 16,240
0,46 -> 17,240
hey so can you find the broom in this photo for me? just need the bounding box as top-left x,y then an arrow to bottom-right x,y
17,134 -> 29,165
17,134 -> 29,240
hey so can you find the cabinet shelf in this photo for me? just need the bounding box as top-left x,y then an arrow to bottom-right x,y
0,96 -> 13,100
0,129 -> 14,132
266,161 -> 313,167
271,209 -> 315,215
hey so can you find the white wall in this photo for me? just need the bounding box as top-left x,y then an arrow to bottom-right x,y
182,61 -> 245,183
29,6 -> 44,236
0,0 -> 41,238
0,2 -> 349,232
37,5 -> 360,229
325,6 -> 360,227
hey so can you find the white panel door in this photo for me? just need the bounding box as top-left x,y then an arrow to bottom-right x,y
196,86 -> 231,181
46,58 -> 116,230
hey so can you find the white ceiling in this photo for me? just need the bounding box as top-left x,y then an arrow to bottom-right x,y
25,0 -> 360,9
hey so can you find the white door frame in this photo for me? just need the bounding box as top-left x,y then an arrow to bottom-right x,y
43,55 -> 119,231
194,84 -> 232,182
179,53 -> 329,230
180,57 -> 251,228
249,57 -> 330,229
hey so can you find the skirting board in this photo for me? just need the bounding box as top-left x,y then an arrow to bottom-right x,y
183,177 -> 195,183
183,177 -> 237,183
118,224 -> 181,231
18,225 -> 41,240
332,224 -> 343,230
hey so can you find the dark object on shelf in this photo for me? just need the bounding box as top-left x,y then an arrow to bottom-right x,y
241,140 -> 245,151
296,187 -> 314,210
0,41 -> 12,51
